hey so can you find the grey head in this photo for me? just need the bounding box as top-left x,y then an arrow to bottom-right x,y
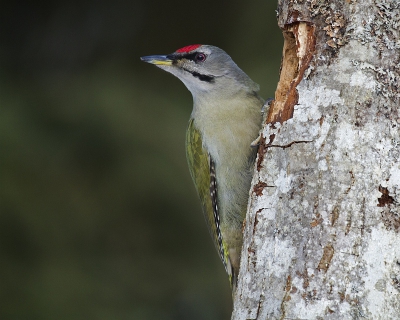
141,44 -> 260,98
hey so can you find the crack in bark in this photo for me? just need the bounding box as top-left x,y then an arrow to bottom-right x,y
344,171 -> 355,194
266,140 -> 313,149
279,274 -> 292,320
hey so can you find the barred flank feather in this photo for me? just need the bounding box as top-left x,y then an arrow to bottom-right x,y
186,119 -> 233,281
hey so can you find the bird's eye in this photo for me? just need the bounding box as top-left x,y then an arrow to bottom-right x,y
195,53 -> 206,63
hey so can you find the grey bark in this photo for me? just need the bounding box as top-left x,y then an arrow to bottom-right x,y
232,0 -> 400,319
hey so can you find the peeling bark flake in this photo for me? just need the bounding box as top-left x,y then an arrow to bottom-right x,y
285,274 -> 292,292
318,244 -> 335,272
267,22 -> 316,124
253,181 -> 271,196
330,206 -> 340,226
310,213 -> 323,227
256,135 -> 267,171
377,185 -> 394,207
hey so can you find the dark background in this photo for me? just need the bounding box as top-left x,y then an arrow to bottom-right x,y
0,1 -> 282,319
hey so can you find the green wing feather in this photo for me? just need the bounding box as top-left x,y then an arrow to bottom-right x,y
186,118 -> 232,280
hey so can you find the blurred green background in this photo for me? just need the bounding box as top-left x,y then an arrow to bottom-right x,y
0,1 -> 282,319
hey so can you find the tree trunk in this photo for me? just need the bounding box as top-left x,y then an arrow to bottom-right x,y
232,0 -> 400,319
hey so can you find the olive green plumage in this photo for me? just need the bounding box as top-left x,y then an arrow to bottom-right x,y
186,118 -> 233,283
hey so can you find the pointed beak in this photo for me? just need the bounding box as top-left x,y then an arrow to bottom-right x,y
140,55 -> 173,66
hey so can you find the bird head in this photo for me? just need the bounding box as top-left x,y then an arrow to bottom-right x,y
141,44 -> 259,98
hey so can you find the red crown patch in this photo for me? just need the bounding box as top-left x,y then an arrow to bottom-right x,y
176,44 -> 202,53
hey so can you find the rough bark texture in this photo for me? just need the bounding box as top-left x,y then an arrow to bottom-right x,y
232,0 -> 400,319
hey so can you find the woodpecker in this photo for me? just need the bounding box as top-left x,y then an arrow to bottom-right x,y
141,45 -> 265,290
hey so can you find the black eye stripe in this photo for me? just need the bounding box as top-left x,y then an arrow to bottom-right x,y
183,52 -> 198,61
169,52 -> 206,62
